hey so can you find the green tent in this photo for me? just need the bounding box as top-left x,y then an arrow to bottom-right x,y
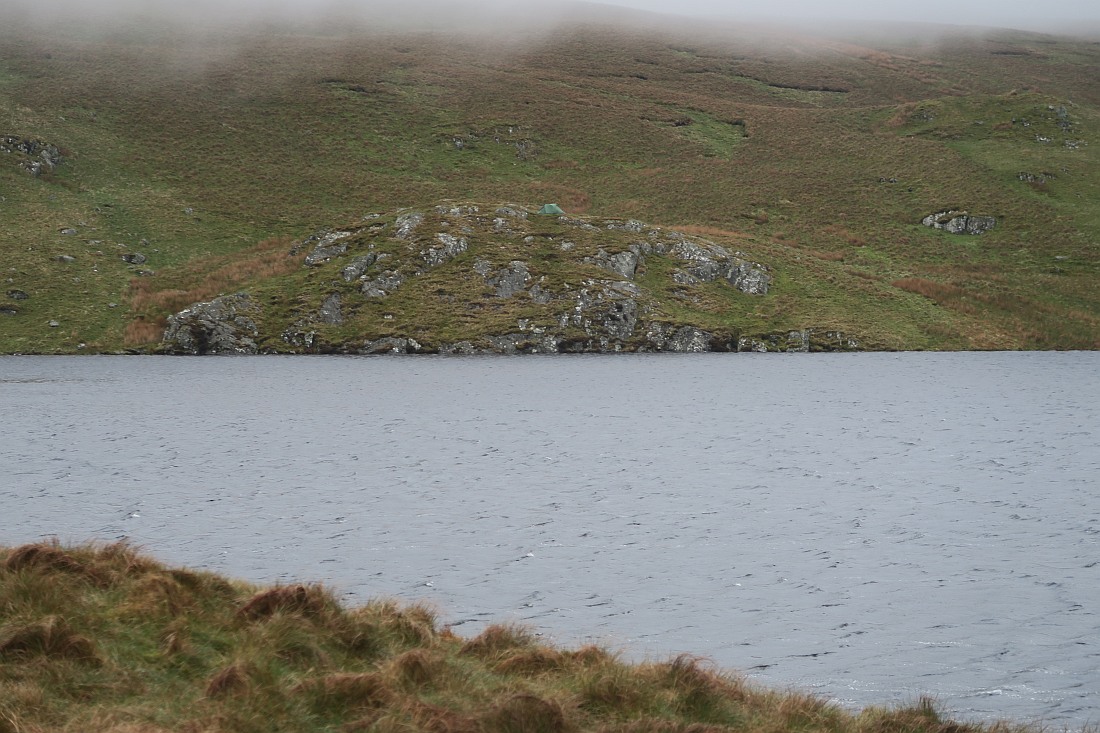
537,203 -> 565,215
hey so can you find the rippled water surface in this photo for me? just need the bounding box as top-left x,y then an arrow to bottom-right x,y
2,353 -> 1098,725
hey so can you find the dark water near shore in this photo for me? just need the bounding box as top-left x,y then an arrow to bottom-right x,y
2,353 -> 1098,725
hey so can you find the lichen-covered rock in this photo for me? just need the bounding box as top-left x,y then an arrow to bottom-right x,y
737,329 -> 861,352
588,248 -> 640,279
303,231 -> 353,266
394,212 -> 424,239
162,293 -> 260,355
422,233 -> 468,268
362,270 -> 404,298
921,211 -> 997,235
359,336 -> 423,354
341,253 -> 378,282
1,136 -> 62,176
476,260 -> 530,297
669,240 -> 771,294
645,323 -> 715,352
318,293 -> 343,325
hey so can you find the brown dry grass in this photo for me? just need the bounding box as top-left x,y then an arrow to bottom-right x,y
123,236 -> 299,346
236,583 -> 335,622
0,616 -> 99,665
0,541 -> 1058,733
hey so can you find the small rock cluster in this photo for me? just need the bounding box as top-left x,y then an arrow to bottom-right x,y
1,135 -> 62,176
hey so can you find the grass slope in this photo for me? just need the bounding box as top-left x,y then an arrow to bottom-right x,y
1,12 -> 1098,352
0,541 -> 1041,733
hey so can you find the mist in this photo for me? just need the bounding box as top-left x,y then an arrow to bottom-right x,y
6,0 -> 1100,36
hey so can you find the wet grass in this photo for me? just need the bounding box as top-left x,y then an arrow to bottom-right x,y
0,541 -> 1051,733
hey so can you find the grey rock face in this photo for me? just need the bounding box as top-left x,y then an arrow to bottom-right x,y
304,231 -> 353,266
435,204 -> 480,217
318,293 -> 344,325
670,240 -> 771,294
121,252 -> 147,265
359,337 -> 423,354
558,281 -> 641,344
341,253 -> 378,281
480,261 -> 531,298
422,233 -> 468,268
529,282 -> 554,304
559,216 -> 599,231
495,206 -> 528,220
395,212 -> 424,239
645,323 -> 714,352
601,298 -> 638,340
362,270 -> 405,298
163,293 -> 260,355
604,219 -> 646,233
737,329 -> 860,352
588,248 -> 640,279
7,289 -> 28,300
921,211 -> 997,235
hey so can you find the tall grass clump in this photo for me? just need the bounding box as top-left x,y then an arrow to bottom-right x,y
0,542 -> 1065,733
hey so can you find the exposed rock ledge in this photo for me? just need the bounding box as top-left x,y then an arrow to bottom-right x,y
162,204 -> 860,355
921,210 -> 996,235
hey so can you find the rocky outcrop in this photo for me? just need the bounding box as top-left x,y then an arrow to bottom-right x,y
162,293 -> 260,355
737,329 -> 860,353
921,211 -> 997,235
476,259 -> 531,297
302,230 -> 354,266
160,203 -> 857,355
1,136 -> 62,176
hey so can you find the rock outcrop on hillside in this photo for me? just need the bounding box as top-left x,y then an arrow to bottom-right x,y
162,204 -> 859,354
1,135 -> 63,176
921,210 -> 997,235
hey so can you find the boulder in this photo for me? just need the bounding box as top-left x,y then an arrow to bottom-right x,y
921,211 -> 997,235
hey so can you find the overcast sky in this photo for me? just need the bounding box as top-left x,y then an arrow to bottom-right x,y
8,0 -> 1100,34
615,0 -> 1100,28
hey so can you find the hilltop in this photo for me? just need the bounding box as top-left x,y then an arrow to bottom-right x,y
1,9 -> 1098,352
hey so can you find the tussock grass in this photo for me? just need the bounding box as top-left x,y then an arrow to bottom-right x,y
0,542 -> 1055,733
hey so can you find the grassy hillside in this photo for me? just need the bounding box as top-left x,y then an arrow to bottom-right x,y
0,540 -> 1041,733
1,11 -> 1098,352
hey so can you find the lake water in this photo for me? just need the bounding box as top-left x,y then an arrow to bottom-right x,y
1,353 -> 1098,726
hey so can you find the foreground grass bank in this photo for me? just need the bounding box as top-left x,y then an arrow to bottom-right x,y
1,542 -> 1035,733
